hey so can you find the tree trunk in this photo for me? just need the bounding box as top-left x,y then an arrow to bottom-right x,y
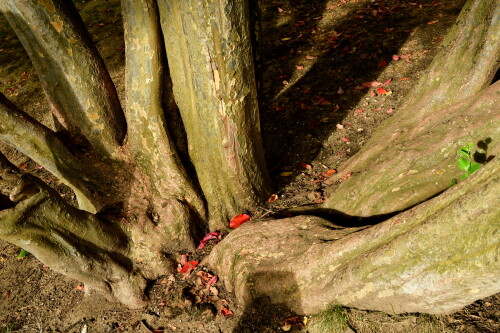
158,0 -> 271,229
0,0 -> 126,158
207,157 -> 499,315
0,152 -> 146,309
320,0 -> 500,217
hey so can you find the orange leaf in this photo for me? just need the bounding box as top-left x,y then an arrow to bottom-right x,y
268,194 -> 278,203
377,87 -> 388,95
343,172 -> 353,180
325,169 -> 336,177
221,307 -> 234,316
229,214 -> 250,229
300,163 -> 312,170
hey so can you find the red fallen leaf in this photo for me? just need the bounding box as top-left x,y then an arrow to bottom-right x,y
296,65 -> 304,70
74,285 -> 84,291
179,260 -> 198,274
275,106 -> 285,111
305,55 -> 316,60
221,307 -> 234,316
333,104 -> 340,111
296,20 -> 305,26
427,20 -> 438,24
268,194 -> 278,203
229,214 -> 250,229
370,90 -> 377,96
400,77 -> 410,81
325,169 -> 336,177
281,316 -> 304,325
300,163 -> 312,170
392,54 -> 400,61
341,137 -> 350,142
363,81 -> 382,88
198,232 -> 219,249
377,87 -> 388,95
343,172 -> 353,180
387,108 -> 394,114
383,77 -> 393,85
355,109 -> 364,114
378,59 -> 387,68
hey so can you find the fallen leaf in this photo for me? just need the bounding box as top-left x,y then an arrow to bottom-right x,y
343,172 -> 353,180
268,194 -> 279,202
383,78 -> 393,85
336,124 -> 344,130
180,253 -> 189,265
279,171 -> 293,177
229,214 -> 250,229
278,7 -> 284,13
377,87 -> 388,95
275,106 -> 285,111
378,59 -> 387,68
392,54 -> 400,61
427,20 -> 438,24
221,307 -> 233,316
355,109 -> 364,114
333,104 -> 340,111
362,81 -> 382,88
305,55 -> 316,60
179,261 -> 198,274
207,275 -> 218,285
387,108 -> 394,114
342,137 -> 350,142
198,232 -> 219,249
300,163 -> 312,170
337,87 -> 344,94
370,90 -> 377,96
400,77 -> 410,81
74,285 -> 84,291
325,169 -> 336,177
296,65 -> 304,70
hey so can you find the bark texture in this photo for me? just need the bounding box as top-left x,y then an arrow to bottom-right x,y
121,0 -> 206,264
207,157 -> 500,315
159,0 -> 271,229
321,0 -> 500,216
0,153 -> 146,309
0,0 -> 126,158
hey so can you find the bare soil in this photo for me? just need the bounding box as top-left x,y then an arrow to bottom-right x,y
0,0 -> 498,332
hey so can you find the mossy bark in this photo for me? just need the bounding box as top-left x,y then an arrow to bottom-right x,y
207,158 -> 500,315
158,0 -> 271,229
321,0 -> 500,217
121,0 -> 206,260
0,153 -> 146,309
0,0 -> 126,158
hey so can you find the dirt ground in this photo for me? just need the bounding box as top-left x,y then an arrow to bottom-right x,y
0,0 -> 498,332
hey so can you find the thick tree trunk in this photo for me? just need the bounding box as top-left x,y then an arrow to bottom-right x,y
320,0 -> 500,217
158,0 -> 271,229
207,157 -> 499,315
0,152 -> 146,309
0,0 -> 126,158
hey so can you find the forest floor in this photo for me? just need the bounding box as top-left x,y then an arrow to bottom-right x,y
0,0 -> 499,332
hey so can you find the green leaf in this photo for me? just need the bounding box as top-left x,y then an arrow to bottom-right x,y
458,150 -> 469,158
467,142 -> 474,152
459,173 -> 469,181
17,249 -> 28,259
450,179 -> 457,187
469,162 -> 481,174
457,156 -> 470,171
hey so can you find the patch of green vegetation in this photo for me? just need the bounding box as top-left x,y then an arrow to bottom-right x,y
450,142 -> 480,186
16,249 -> 28,259
308,304 -> 351,333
